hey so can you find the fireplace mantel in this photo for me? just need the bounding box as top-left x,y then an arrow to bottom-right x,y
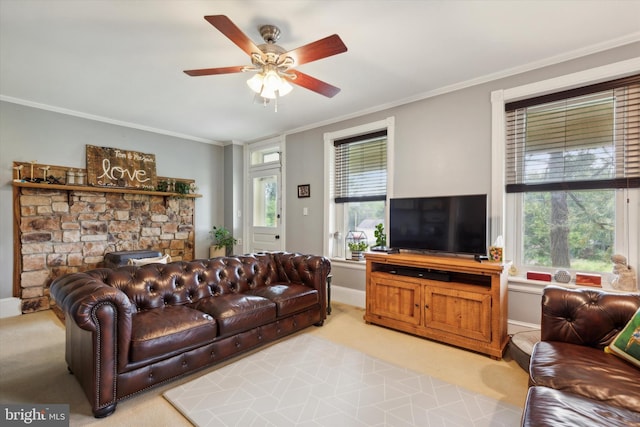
12,163 -> 201,314
12,180 -> 202,198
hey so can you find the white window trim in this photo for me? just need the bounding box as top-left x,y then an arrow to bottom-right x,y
491,58 -> 640,280
323,117 -> 395,261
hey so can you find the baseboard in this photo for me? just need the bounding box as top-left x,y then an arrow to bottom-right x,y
0,298 -> 21,318
331,286 -> 365,309
507,320 -> 540,334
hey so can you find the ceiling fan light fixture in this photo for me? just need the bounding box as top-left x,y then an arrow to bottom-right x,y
260,85 -> 277,100
247,68 -> 293,100
246,73 -> 264,93
278,78 -> 293,96
261,69 -> 281,97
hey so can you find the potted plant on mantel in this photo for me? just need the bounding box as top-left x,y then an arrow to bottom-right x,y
209,226 -> 237,258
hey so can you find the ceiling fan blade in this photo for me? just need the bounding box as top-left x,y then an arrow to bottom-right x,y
288,70 -> 341,98
204,15 -> 263,58
283,34 -> 347,66
184,66 -> 246,76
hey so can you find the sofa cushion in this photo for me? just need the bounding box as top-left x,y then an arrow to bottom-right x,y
606,307 -> 640,368
192,294 -> 276,337
246,283 -> 319,317
530,340 -> 640,412
522,386 -> 640,427
130,305 -> 217,363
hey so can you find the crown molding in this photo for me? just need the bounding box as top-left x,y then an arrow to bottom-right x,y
0,95 -> 222,146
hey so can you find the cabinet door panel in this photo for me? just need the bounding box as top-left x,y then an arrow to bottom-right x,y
369,275 -> 421,325
425,285 -> 491,342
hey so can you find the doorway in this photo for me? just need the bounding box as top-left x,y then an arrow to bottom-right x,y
246,139 -> 285,252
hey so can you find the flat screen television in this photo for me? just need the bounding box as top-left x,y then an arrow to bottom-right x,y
389,194 -> 487,256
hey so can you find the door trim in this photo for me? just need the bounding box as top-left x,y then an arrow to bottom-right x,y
244,136 -> 286,253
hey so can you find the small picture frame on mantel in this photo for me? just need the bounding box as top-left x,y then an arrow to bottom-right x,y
297,184 -> 310,198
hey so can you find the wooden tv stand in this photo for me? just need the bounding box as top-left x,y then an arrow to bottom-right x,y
364,252 -> 509,359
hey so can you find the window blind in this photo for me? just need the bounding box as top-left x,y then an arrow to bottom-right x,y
334,130 -> 387,203
505,74 -> 640,193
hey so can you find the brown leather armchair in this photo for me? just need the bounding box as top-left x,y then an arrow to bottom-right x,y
521,286 -> 640,426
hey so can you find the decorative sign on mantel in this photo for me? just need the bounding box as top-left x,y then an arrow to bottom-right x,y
86,145 -> 157,190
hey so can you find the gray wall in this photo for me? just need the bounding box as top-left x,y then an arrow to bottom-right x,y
1,42 -> 638,321
284,42 -> 640,325
0,101 -> 224,299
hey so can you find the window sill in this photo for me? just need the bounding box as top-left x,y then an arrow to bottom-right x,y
507,274 -> 636,294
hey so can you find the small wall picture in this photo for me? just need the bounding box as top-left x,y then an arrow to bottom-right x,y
298,184 -> 310,198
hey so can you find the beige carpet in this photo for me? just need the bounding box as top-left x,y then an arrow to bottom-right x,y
164,334 -> 522,426
0,303 -> 528,426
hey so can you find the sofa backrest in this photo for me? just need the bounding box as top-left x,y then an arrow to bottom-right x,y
541,286 -> 640,349
85,253 -> 282,311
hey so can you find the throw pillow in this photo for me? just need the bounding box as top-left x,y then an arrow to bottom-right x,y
128,254 -> 171,266
605,308 -> 640,367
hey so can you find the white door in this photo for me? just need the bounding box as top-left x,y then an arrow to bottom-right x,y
246,140 -> 285,253
249,169 -> 282,252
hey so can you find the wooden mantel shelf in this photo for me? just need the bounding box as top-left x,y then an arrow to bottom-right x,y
12,180 -> 202,198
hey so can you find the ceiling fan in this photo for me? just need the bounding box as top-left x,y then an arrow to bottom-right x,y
184,15 -> 348,101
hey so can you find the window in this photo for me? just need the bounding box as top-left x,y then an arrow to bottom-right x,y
250,145 -> 280,166
504,74 -> 639,274
324,118 -> 395,259
334,132 -> 387,203
252,174 -> 278,227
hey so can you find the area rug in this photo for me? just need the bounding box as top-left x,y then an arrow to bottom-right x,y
164,334 -> 522,426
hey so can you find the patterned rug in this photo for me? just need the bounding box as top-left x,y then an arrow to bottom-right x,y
164,334 -> 522,426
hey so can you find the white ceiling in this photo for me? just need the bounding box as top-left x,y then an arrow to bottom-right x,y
1,0 -> 639,144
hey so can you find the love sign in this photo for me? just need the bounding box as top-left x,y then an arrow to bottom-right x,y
86,145 -> 157,190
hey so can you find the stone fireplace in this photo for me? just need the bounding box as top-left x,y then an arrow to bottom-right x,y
14,185 -> 197,313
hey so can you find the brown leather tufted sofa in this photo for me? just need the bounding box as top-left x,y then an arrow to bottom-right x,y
50,252 -> 330,418
521,286 -> 640,426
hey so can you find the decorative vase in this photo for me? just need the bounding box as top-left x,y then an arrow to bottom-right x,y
351,251 -> 363,261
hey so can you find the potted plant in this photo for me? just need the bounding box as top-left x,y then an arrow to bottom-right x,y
347,241 -> 368,261
374,223 -> 386,248
209,226 -> 237,257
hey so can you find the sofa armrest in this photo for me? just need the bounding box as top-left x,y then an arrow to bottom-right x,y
51,271 -> 133,331
541,285 -> 640,349
50,270 -> 137,415
274,253 -> 331,312
50,270 -> 134,367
